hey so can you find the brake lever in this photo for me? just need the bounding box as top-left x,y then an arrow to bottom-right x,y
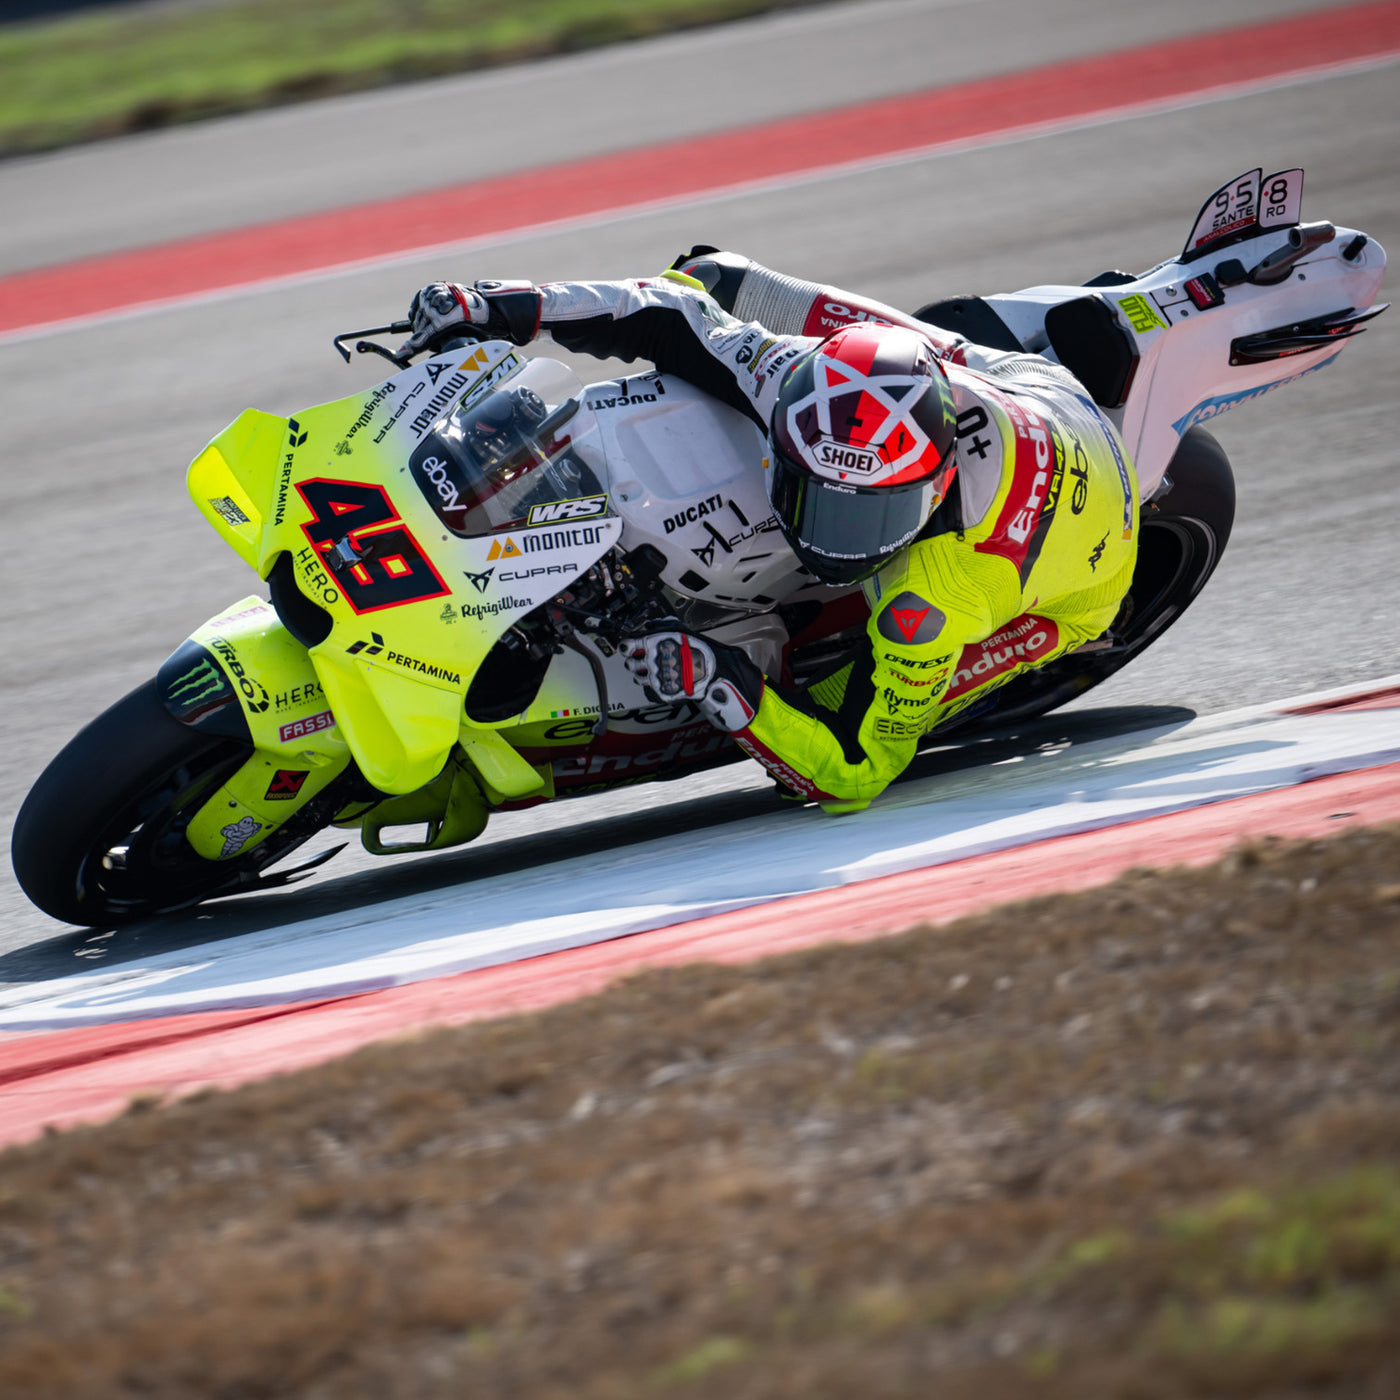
332,320 -> 414,366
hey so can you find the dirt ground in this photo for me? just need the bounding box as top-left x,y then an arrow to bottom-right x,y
0,824 -> 1397,1398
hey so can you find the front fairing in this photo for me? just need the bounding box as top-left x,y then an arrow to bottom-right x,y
188,344 -> 620,794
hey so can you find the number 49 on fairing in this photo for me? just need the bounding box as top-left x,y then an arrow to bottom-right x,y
297,478 -> 450,613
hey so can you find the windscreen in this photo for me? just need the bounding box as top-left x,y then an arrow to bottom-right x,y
407,359 -> 606,537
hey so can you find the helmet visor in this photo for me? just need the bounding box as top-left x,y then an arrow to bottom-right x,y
770,448 -> 937,585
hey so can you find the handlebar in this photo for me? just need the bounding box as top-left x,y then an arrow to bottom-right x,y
332,321 -> 414,367
333,320 -> 496,368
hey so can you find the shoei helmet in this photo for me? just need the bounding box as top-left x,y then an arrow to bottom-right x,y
769,323 -> 958,584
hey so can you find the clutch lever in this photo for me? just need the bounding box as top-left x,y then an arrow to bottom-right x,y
332,320 -> 414,366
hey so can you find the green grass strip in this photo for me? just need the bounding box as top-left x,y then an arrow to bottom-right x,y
0,0 -> 829,159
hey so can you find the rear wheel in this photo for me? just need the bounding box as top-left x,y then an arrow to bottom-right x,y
12,680 -> 339,927
947,427 -> 1236,732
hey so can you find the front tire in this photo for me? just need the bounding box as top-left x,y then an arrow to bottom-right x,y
12,680 -> 330,926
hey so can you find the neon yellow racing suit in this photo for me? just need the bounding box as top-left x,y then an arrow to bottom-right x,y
740,358 -> 1138,810
527,269 -> 1139,812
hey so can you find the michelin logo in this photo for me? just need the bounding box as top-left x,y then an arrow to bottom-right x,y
1171,352 -> 1340,435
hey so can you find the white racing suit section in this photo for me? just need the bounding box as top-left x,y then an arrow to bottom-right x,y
533,272 -> 1138,811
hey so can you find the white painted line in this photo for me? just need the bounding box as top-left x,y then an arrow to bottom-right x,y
0,675 -> 1395,1032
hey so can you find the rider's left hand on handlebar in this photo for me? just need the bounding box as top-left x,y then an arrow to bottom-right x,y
399,282 -> 482,356
398,279 -> 543,357
620,629 -> 763,734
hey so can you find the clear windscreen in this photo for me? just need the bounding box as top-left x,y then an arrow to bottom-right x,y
407,358 -> 606,537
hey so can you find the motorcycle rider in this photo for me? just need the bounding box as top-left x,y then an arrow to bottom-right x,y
400,260 -> 1139,813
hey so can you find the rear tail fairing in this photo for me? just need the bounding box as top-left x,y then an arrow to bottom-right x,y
982,170 -> 1386,498
186,347 -> 623,796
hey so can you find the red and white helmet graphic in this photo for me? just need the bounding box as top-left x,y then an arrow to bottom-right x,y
769,324 -> 958,584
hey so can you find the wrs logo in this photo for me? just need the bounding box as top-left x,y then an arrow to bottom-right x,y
527,495 -> 608,526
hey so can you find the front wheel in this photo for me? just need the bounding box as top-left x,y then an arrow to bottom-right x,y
947,426 -> 1236,732
12,680 -> 340,927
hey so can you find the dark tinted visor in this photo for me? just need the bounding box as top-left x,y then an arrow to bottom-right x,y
770,448 -> 935,584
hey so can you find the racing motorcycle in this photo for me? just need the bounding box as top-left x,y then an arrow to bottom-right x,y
12,167 -> 1386,926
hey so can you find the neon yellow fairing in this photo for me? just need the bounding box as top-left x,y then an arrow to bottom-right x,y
186,597 -> 348,757
181,597 -> 350,860
185,750 -> 347,861
185,345 -> 573,795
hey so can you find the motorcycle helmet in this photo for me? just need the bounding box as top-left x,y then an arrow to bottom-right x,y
768,323 -> 958,584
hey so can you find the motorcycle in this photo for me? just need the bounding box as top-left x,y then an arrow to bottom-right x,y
12,167 -> 1386,926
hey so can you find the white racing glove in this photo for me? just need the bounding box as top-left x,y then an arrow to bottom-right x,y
398,280 -> 543,356
621,630 -> 764,734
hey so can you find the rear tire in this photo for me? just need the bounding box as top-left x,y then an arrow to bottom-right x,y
12,680 -> 331,927
946,427 -> 1236,732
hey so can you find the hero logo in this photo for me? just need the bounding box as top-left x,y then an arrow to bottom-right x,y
814,440 -> 881,476
527,494 -> 608,526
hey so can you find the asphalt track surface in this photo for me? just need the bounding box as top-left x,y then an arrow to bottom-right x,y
1,0 -> 1396,983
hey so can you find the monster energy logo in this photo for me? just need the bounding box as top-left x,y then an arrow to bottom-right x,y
167,656 -> 227,709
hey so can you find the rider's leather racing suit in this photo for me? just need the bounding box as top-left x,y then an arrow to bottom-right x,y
526,269 -> 1139,811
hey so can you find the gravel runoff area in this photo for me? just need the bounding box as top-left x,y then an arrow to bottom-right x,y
0,822 -> 1396,1397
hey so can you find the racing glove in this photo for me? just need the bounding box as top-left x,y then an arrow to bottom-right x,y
620,630 -> 765,734
400,280 -> 543,356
